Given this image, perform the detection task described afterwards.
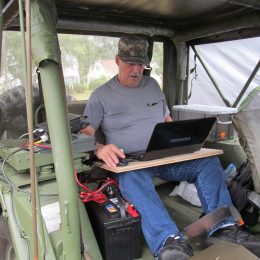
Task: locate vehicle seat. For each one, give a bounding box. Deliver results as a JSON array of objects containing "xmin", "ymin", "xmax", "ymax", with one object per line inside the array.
[{"xmin": 232, "ymin": 86, "xmax": 260, "ymax": 192}]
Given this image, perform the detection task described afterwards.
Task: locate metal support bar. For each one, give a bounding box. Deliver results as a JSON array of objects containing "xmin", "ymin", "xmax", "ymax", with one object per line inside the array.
[
  {"xmin": 183, "ymin": 47, "xmax": 190, "ymax": 104},
  {"xmin": 191, "ymin": 45, "xmax": 232, "ymax": 107},
  {"xmin": 233, "ymin": 59, "xmax": 260, "ymax": 108},
  {"xmin": 221, "ymin": 0, "xmax": 260, "ymax": 10},
  {"xmin": 38, "ymin": 61, "xmax": 81, "ymax": 259},
  {"xmin": 177, "ymin": 80, "xmax": 184, "ymax": 105},
  {"xmin": 25, "ymin": 0, "xmax": 39, "ymax": 259},
  {"xmin": 57, "ymin": 18, "xmax": 174, "ymax": 38},
  {"xmin": 18, "ymin": 0, "xmax": 27, "ymax": 87},
  {"xmin": 30, "ymin": 1, "xmax": 81, "ymax": 258},
  {"xmin": 163, "ymin": 39, "xmax": 177, "ymax": 109},
  {"xmin": 0, "ymin": 0, "xmax": 3, "ymax": 73}
]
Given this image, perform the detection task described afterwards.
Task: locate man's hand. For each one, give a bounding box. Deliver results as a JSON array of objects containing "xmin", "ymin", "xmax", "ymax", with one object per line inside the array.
[
  {"xmin": 81, "ymin": 125, "xmax": 125, "ymax": 167},
  {"xmin": 95, "ymin": 143, "xmax": 125, "ymax": 168}
]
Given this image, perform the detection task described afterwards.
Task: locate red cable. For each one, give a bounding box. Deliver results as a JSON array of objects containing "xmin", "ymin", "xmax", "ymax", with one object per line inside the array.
[
  {"xmin": 19, "ymin": 142, "xmax": 52, "ymax": 150},
  {"xmin": 74, "ymin": 170, "xmax": 119, "ymax": 203},
  {"xmin": 34, "ymin": 143, "xmax": 52, "ymax": 149}
]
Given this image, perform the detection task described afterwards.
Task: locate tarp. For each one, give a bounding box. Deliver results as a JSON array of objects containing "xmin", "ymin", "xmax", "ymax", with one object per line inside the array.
[
  {"xmin": 31, "ymin": 0, "xmax": 61, "ymax": 66},
  {"xmin": 188, "ymin": 38, "xmax": 260, "ymax": 191},
  {"xmin": 188, "ymin": 37, "xmax": 260, "ymax": 108}
]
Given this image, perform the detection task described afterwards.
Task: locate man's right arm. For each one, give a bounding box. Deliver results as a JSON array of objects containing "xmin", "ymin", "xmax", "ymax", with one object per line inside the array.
[{"xmin": 81, "ymin": 125, "xmax": 125, "ymax": 168}]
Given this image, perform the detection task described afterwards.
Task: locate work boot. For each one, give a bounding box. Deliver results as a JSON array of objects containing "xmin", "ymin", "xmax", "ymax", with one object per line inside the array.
[
  {"xmin": 158, "ymin": 237, "xmax": 193, "ymax": 260},
  {"xmin": 206, "ymin": 225, "xmax": 260, "ymax": 257}
]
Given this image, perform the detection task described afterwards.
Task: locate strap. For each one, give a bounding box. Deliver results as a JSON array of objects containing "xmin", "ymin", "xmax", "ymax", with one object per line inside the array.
[{"xmin": 114, "ymin": 187, "xmax": 126, "ymax": 219}]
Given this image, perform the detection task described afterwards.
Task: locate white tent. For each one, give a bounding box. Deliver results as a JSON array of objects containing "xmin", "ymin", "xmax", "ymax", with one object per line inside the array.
[
  {"xmin": 188, "ymin": 37, "xmax": 260, "ymax": 191},
  {"xmin": 188, "ymin": 37, "xmax": 260, "ymax": 107}
]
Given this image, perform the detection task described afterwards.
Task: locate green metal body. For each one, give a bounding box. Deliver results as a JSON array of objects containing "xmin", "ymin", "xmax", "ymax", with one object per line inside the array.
[
  {"xmin": 0, "ymin": 172, "xmax": 102, "ymax": 260},
  {"xmin": 31, "ymin": 0, "xmax": 80, "ymax": 258},
  {"xmin": 38, "ymin": 62, "xmax": 82, "ymax": 259},
  {"xmin": 0, "ymin": 0, "xmax": 259, "ymax": 259},
  {"xmin": 0, "ymin": 0, "xmax": 101, "ymax": 259}
]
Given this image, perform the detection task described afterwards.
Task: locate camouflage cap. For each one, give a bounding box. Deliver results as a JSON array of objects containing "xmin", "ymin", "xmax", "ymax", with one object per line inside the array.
[{"xmin": 118, "ymin": 35, "xmax": 150, "ymax": 65}]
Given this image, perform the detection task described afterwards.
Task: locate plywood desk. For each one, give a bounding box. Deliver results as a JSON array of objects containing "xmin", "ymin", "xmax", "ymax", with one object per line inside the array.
[{"xmin": 96, "ymin": 148, "xmax": 223, "ymax": 173}]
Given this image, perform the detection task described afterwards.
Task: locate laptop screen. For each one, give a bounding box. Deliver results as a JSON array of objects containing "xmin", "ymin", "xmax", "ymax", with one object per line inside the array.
[{"xmin": 146, "ymin": 117, "xmax": 216, "ymax": 152}]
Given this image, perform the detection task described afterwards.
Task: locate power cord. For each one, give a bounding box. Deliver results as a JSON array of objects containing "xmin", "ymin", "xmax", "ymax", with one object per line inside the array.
[{"xmin": 74, "ymin": 170, "xmax": 119, "ymax": 203}]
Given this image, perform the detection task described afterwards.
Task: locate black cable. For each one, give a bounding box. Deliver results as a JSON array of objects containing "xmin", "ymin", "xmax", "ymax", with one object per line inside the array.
[{"xmin": 187, "ymin": 53, "xmax": 198, "ymax": 100}]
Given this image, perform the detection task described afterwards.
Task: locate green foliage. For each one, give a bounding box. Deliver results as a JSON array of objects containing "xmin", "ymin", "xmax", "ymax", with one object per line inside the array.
[
  {"xmin": 1, "ymin": 32, "xmax": 119, "ymax": 94},
  {"xmin": 152, "ymin": 42, "xmax": 163, "ymax": 75},
  {"xmin": 1, "ymin": 32, "xmax": 163, "ymax": 96},
  {"xmin": 1, "ymin": 31, "xmax": 23, "ymax": 92},
  {"xmin": 88, "ymin": 76, "xmax": 110, "ymax": 91},
  {"xmin": 58, "ymin": 35, "xmax": 118, "ymax": 87},
  {"xmin": 67, "ymin": 83, "xmax": 86, "ymax": 94},
  {"xmin": 0, "ymin": 31, "xmax": 40, "ymax": 93},
  {"xmin": 65, "ymin": 75, "xmax": 109, "ymax": 94}
]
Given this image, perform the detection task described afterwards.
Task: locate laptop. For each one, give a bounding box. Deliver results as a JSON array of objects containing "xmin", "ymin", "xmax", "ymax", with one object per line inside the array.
[{"xmin": 127, "ymin": 117, "xmax": 216, "ymax": 161}]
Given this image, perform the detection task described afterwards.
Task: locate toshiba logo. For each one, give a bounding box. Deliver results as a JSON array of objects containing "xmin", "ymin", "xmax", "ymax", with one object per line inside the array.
[{"xmin": 170, "ymin": 137, "xmax": 191, "ymax": 143}]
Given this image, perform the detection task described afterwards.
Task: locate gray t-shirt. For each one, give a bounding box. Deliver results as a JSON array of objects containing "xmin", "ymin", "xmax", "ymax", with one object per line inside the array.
[{"xmin": 84, "ymin": 75, "xmax": 170, "ymax": 154}]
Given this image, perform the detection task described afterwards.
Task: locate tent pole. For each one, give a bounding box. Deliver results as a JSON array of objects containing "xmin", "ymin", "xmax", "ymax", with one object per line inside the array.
[
  {"xmin": 191, "ymin": 45, "xmax": 231, "ymax": 107},
  {"xmin": 233, "ymin": 59, "xmax": 260, "ymax": 108}
]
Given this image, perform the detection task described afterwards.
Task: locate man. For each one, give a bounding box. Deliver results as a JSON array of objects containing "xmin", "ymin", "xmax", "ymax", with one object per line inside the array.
[{"xmin": 82, "ymin": 35, "xmax": 260, "ymax": 259}]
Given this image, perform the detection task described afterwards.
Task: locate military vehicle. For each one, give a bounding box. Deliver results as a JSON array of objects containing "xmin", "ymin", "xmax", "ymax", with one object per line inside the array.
[{"xmin": 0, "ymin": 0, "xmax": 260, "ymax": 259}]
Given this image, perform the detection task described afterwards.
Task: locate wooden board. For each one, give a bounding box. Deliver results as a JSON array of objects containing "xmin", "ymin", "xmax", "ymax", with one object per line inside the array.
[{"xmin": 95, "ymin": 148, "xmax": 223, "ymax": 173}]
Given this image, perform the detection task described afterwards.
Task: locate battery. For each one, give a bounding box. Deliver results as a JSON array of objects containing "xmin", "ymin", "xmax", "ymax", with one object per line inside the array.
[{"xmin": 86, "ymin": 198, "xmax": 142, "ymax": 260}]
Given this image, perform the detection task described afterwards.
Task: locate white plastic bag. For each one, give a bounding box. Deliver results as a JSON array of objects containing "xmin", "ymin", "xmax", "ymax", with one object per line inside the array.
[{"xmin": 169, "ymin": 181, "xmax": 202, "ymax": 207}]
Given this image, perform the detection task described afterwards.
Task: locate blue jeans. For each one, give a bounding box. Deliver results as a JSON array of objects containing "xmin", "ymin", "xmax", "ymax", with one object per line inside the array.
[{"xmin": 115, "ymin": 156, "xmax": 234, "ymax": 255}]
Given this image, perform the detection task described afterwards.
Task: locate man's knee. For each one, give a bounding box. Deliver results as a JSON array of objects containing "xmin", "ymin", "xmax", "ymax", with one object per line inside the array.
[
  {"xmin": 202, "ymin": 155, "xmax": 220, "ymax": 165},
  {"xmin": 118, "ymin": 170, "xmax": 154, "ymax": 197},
  {"xmin": 198, "ymin": 156, "xmax": 222, "ymax": 171}
]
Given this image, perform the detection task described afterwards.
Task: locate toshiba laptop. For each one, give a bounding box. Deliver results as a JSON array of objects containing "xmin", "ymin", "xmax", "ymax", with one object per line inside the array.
[{"xmin": 127, "ymin": 117, "xmax": 216, "ymax": 161}]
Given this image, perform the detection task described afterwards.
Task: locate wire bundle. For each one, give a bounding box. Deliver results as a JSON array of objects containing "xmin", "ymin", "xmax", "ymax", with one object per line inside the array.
[
  {"xmin": 74, "ymin": 171, "xmax": 119, "ymax": 203},
  {"xmin": 19, "ymin": 130, "xmax": 51, "ymax": 151}
]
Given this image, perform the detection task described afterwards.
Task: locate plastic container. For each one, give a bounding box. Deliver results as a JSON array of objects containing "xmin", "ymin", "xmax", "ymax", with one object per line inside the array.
[
  {"xmin": 172, "ymin": 104, "xmax": 237, "ymax": 141},
  {"xmin": 224, "ymin": 163, "xmax": 237, "ymax": 183}
]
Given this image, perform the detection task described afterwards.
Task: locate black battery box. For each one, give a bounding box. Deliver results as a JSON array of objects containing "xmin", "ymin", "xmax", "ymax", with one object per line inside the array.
[{"xmin": 86, "ymin": 190, "xmax": 142, "ymax": 260}]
